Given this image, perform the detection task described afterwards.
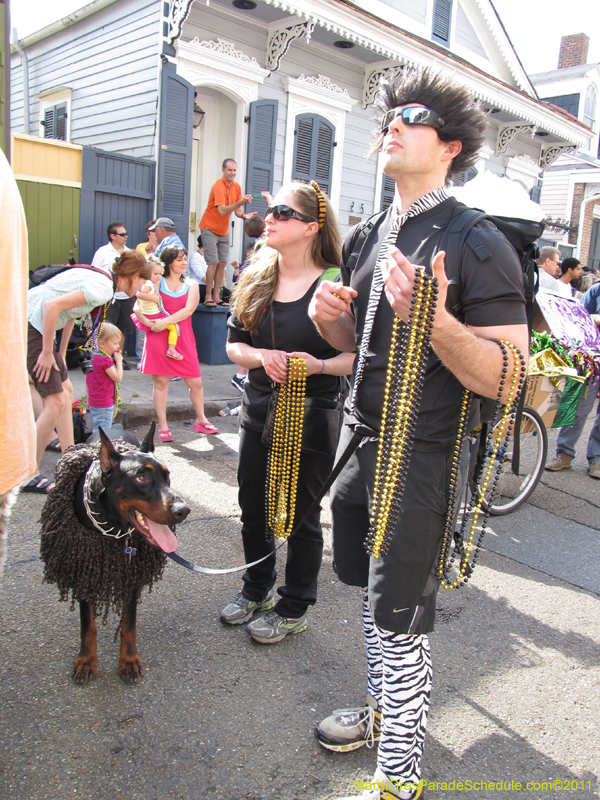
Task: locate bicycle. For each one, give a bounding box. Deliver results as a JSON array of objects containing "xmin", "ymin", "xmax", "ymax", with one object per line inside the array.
[{"xmin": 477, "ymin": 404, "xmax": 548, "ymax": 516}]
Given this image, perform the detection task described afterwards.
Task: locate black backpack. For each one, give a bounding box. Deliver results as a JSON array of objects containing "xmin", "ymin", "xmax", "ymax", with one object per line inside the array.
[
  {"xmin": 344, "ymin": 203, "xmax": 545, "ymax": 462},
  {"xmin": 344, "ymin": 203, "xmax": 544, "ymax": 329},
  {"xmin": 29, "ymin": 263, "xmax": 111, "ymax": 289}
]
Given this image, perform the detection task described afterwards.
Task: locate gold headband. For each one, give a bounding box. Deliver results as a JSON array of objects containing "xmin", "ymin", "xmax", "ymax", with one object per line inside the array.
[{"xmin": 310, "ymin": 181, "xmax": 326, "ymax": 231}]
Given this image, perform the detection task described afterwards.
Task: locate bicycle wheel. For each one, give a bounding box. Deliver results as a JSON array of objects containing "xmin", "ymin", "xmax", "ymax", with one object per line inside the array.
[{"xmin": 480, "ymin": 405, "xmax": 548, "ymax": 516}]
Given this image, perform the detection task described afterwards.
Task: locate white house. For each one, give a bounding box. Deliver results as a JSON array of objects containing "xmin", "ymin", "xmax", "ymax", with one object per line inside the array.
[
  {"xmin": 531, "ymin": 33, "xmax": 600, "ymax": 269},
  {"xmin": 11, "ymin": 0, "xmax": 590, "ymax": 265}
]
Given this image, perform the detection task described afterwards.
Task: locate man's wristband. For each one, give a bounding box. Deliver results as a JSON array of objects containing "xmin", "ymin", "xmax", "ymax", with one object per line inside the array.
[{"xmin": 318, "ymin": 359, "xmax": 325, "ymax": 374}]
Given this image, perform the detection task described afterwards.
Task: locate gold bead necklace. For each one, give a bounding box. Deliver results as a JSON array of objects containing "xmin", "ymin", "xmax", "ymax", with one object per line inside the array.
[
  {"xmin": 266, "ymin": 357, "xmax": 307, "ymax": 539},
  {"xmin": 365, "ymin": 267, "xmax": 439, "ymax": 558},
  {"xmin": 437, "ymin": 339, "xmax": 527, "ymax": 589}
]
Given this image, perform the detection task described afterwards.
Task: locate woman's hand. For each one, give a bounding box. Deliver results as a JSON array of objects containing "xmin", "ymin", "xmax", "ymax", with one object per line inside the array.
[
  {"xmin": 259, "ymin": 349, "xmax": 288, "ymax": 384},
  {"xmin": 287, "ymin": 351, "xmax": 324, "ymax": 377},
  {"xmin": 150, "ymin": 318, "xmax": 168, "ymax": 332},
  {"xmin": 33, "ymin": 350, "xmax": 59, "ymax": 383}
]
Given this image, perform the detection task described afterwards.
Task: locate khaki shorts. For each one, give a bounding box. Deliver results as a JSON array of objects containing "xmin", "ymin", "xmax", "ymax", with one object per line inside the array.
[
  {"xmin": 27, "ymin": 323, "xmax": 69, "ymax": 398},
  {"xmin": 201, "ymin": 228, "xmax": 230, "ymax": 264}
]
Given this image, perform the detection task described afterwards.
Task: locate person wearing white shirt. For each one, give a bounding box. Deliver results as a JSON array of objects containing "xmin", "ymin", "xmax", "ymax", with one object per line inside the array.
[
  {"xmin": 92, "ymin": 222, "xmax": 133, "ymax": 368},
  {"xmin": 536, "ymin": 246, "xmax": 569, "ymax": 295}
]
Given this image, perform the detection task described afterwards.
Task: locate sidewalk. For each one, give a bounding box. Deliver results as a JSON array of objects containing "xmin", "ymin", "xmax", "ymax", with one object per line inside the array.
[{"xmin": 69, "ymin": 356, "xmax": 241, "ymax": 428}]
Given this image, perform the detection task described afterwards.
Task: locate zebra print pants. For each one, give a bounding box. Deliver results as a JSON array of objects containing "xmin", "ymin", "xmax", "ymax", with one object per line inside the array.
[{"xmin": 363, "ymin": 593, "xmax": 432, "ymax": 786}]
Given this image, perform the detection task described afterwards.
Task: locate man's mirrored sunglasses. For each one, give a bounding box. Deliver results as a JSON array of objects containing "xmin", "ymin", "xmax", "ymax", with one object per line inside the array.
[
  {"xmin": 381, "ymin": 105, "xmax": 446, "ymax": 134},
  {"xmin": 266, "ymin": 204, "xmax": 315, "ymax": 223}
]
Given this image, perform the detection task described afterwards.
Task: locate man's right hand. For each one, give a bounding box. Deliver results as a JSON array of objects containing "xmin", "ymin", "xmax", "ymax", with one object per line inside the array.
[
  {"xmin": 242, "ymin": 194, "xmax": 253, "ymax": 204},
  {"xmin": 309, "ymin": 281, "xmax": 357, "ymax": 324},
  {"xmin": 33, "ymin": 350, "xmax": 59, "ymax": 383}
]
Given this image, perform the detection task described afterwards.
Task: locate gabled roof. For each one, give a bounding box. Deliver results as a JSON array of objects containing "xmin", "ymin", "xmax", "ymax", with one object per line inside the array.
[{"xmin": 530, "ymin": 63, "xmax": 600, "ymax": 84}]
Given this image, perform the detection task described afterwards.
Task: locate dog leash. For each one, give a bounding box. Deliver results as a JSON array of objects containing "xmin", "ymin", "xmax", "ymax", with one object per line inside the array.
[{"xmin": 167, "ymin": 431, "xmax": 363, "ymax": 575}]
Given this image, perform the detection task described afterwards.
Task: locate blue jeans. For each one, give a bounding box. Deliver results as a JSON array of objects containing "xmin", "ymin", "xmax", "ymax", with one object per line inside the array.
[
  {"xmin": 556, "ymin": 378, "xmax": 600, "ymax": 463},
  {"xmin": 90, "ymin": 405, "xmax": 115, "ymax": 434}
]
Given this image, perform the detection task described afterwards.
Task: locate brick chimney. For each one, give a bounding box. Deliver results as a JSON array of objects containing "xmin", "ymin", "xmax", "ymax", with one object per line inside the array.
[{"xmin": 558, "ymin": 33, "xmax": 590, "ymax": 69}]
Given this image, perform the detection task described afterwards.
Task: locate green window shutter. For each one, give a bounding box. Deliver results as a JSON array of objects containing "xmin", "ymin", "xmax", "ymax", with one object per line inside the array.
[
  {"xmin": 292, "ymin": 113, "xmax": 335, "ymax": 197},
  {"xmin": 43, "ymin": 106, "xmax": 55, "ymax": 139},
  {"xmin": 432, "ymin": 0, "xmax": 452, "ymax": 46},
  {"xmin": 381, "ymin": 174, "xmax": 396, "ymax": 210},
  {"xmin": 157, "ymin": 62, "xmax": 194, "ymax": 240},
  {"xmin": 55, "ymin": 103, "xmax": 68, "ymax": 141},
  {"xmin": 245, "ymin": 99, "xmax": 279, "ymax": 217}
]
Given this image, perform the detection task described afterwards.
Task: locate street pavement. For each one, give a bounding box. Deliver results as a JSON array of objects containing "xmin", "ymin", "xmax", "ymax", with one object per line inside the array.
[{"xmin": 1, "ymin": 360, "xmax": 599, "ymax": 800}]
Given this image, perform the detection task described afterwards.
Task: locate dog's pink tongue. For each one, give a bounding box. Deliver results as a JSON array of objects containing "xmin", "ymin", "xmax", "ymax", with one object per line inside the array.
[{"xmin": 145, "ymin": 518, "xmax": 178, "ymax": 552}]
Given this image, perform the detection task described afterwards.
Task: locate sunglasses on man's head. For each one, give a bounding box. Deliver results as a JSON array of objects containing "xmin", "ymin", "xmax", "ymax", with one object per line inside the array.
[
  {"xmin": 265, "ymin": 205, "xmax": 315, "ymax": 223},
  {"xmin": 381, "ymin": 105, "xmax": 446, "ymax": 134}
]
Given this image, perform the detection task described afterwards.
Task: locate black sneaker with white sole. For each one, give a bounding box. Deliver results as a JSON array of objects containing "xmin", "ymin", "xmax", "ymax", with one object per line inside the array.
[{"xmin": 231, "ymin": 374, "xmax": 246, "ymax": 393}]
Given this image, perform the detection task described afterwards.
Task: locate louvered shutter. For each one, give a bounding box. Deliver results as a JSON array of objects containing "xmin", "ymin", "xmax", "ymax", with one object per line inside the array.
[
  {"xmin": 157, "ymin": 62, "xmax": 194, "ymax": 239},
  {"xmin": 292, "ymin": 114, "xmax": 335, "ymax": 197},
  {"xmin": 55, "ymin": 104, "xmax": 67, "ymax": 141},
  {"xmin": 452, "ymin": 166, "xmax": 478, "ymax": 187},
  {"xmin": 381, "ymin": 174, "xmax": 396, "ymax": 210},
  {"xmin": 43, "ymin": 107, "xmax": 55, "ymax": 139},
  {"xmin": 245, "ymin": 99, "xmax": 279, "ymax": 218},
  {"xmin": 432, "ymin": 0, "xmax": 452, "ymax": 46}
]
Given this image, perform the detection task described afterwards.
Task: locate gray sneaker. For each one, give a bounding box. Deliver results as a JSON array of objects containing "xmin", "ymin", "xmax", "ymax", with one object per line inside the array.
[
  {"xmin": 545, "ymin": 452, "xmax": 573, "ymax": 471},
  {"xmin": 315, "ymin": 695, "xmax": 381, "ymax": 752},
  {"xmin": 220, "ymin": 590, "xmax": 275, "ymax": 626},
  {"xmin": 589, "ymin": 462, "xmax": 600, "ymax": 479},
  {"xmin": 245, "ymin": 609, "xmax": 307, "ymax": 644}
]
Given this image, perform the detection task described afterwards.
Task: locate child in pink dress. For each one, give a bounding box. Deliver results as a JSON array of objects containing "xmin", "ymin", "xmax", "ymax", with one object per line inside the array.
[
  {"xmin": 134, "ymin": 260, "xmax": 183, "ymax": 360},
  {"xmin": 85, "ymin": 323, "xmax": 123, "ymax": 433}
]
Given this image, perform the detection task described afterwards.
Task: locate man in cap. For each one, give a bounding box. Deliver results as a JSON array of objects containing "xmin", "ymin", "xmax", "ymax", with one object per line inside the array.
[{"xmin": 152, "ymin": 218, "xmax": 185, "ymax": 260}]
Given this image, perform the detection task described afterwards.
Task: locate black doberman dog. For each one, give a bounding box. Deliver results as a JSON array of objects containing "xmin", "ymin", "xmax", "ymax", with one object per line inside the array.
[{"xmin": 40, "ymin": 423, "xmax": 190, "ymax": 684}]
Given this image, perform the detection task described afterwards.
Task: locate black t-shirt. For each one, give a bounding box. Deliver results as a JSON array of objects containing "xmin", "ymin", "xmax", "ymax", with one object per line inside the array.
[
  {"xmin": 227, "ymin": 276, "xmax": 340, "ymax": 433},
  {"xmin": 342, "ymin": 198, "xmax": 527, "ymax": 451}
]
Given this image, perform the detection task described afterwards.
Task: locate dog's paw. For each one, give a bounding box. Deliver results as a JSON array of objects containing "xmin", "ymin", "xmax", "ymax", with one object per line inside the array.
[
  {"xmin": 72, "ymin": 656, "xmax": 98, "ymax": 684},
  {"xmin": 118, "ymin": 655, "xmax": 144, "ymax": 684}
]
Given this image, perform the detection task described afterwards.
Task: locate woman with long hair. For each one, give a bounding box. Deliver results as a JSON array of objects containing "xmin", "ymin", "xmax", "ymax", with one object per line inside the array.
[
  {"xmin": 222, "ymin": 181, "xmax": 354, "ymax": 644},
  {"xmin": 24, "ymin": 250, "xmax": 152, "ymax": 493},
  {"xmin": 138, "ymin": 244, "xmax": 217, "ymax": 441}
]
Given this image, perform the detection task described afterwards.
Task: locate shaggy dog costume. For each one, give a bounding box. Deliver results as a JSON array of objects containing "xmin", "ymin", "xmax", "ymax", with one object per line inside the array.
[{"xmin": 40, "ymin": 440, "xmax": 167, "ymax": 622}]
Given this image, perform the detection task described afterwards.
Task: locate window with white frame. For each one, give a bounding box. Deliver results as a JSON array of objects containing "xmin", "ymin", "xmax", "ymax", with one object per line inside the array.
[
  {"xmin": 39, "ymin": 88, "xmax": 72, "ymax": 141},
  {"xmin": 584, "ymin": 84, "xmax": 596, "ymax": 128}
]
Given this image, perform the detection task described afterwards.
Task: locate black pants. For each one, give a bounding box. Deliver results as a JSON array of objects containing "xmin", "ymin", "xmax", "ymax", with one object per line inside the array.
[
  {"xmin": 330, "ymin": 424, "xmax": 453, "ymax": 635},
  {"xmin": 237, "ymin": 427, "xmax": 334, "ymax": 618}
]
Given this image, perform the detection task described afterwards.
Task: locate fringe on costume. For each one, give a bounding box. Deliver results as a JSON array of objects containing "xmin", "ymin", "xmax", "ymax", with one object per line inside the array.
[{"xmin": 40, "ymin": 441, "xmax": 167, "ymax": 622}]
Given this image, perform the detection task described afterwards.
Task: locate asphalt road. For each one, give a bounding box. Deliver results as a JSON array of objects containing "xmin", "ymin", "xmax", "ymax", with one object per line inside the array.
[{"xmin": 1, "ymin": 417, "xmax": 599, "ymax": 800}]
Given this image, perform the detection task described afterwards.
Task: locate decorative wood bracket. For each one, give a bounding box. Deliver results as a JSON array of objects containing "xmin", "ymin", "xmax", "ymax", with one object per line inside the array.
[
  {"xmin": 266, "ymin": 19, "xmax": 315, "ymax": 72},
  {"xmin": 363, "ymin": 62, "xmax": 405, "ymax": 109},
  {"xmin": 495, "ymin": 122, "xmax": 536, "ymax": 155},
  {"xmin": 540, "ymin": 142, "xmax": 577, "ymax": 169},
  {"xmin": 167, "ymin": 0, "xmax": 195, "ymax": 44}
]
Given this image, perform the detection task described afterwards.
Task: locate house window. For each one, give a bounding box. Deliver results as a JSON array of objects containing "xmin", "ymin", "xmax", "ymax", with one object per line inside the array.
[
  {"xmin": 42, "ymin": 103, "xmax": 68, "ymax": 141},
  {"xmin": 291, "ymin": 114, "xmax": 335, "ymax": 198},
  {"xmin": 584, "ymin": 85, "xmax": 597, "ymax": 128},
  {"xmin": 432, "ymin": 0, "xmax": 452, "ymax": 46},
  {"xmin": 38, "ymin": 88, "xmax": 72, "ymax": 141},
  {"xmin": 451, "ymin": 166, "xmax": 478, "ymax": 187}
]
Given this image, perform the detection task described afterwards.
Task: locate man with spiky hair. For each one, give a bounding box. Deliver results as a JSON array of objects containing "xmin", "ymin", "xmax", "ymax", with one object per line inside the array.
[{"xmin": 309, "ymin": 69, "xmax": 529, "ymax": 799}]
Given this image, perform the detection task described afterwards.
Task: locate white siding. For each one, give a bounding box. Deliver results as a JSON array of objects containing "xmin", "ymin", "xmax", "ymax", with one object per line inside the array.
[
  {"xmin": 10, "ymin": 0, "xmax": 160, "ymax": 158},
  {"xmin": 455, "ymin": 2, "xmax": 487, "ymax": 59},
  {"xmin": 183, "ymin": 7, "xmax": 379, "ymax": 236},
  {"xmin": 540, "ymin": 170, "xmax": 571, "ymax": 220}
]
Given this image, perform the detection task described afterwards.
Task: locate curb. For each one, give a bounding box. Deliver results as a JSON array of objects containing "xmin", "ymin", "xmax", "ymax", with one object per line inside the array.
[{"xmin": 115, "ymin": 399, "xmax": 236, "ymax": 429}]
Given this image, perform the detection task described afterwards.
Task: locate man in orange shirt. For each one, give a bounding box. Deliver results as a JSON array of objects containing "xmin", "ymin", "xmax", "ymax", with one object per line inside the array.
[{"xmin": 199, "ymin": 159, "xmax": 255, "ymax": 307}]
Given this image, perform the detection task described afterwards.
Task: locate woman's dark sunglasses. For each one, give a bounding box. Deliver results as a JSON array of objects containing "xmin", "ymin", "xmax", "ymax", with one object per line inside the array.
[
  {"xmin": 265, "ymin": 204, "xmax": 315, "ymax": 223},
  {"xmin": 381, "ymin": 105, "xmax": 446, "ymax": 134}
]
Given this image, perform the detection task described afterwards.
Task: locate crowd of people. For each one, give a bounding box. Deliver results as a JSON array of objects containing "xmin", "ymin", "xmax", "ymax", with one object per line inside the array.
[{"xmin": 5, "ymin": 66, "xmax": 600, "ymax": 800}]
